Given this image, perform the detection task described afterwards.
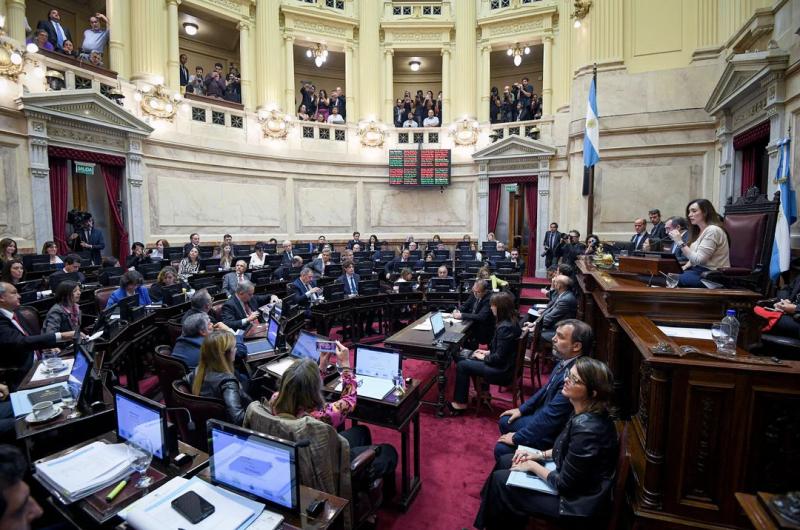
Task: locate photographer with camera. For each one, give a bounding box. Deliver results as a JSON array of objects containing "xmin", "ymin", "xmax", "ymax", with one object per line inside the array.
[
  {"xmin": 501, "ymin": 85, "xmax": 516, "ymax": 122},
  {"xmin": 68, "ymin": 211, "xmax": 104, "ymax": 265},
  {"xmin": 558, "ymin": 230, "xmax": 586, "ymax": 268}
]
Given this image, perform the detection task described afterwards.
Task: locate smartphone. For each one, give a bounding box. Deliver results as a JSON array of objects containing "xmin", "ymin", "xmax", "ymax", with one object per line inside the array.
[
  {"xmin": 171, "ymin": 491, "xmax": 215, "ymax": 524},
  {"xmin": 316, "ymin": 340, "xmax": 337, "ymax": 355}
]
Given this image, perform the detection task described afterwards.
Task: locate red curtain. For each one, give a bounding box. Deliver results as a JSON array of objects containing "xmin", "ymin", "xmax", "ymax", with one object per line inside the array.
[
  {"xmin": 101, "ymin": 164, "xmax": 128, "ymax": 257},
  {"xmin": 740, "ymin": 146, "xmax": 758, "ymax": 195},
  {"xmin": 488, "ymin": 183, "xmax": 501, "ymax": 234},
  {"xmin": 49, "ymin": 158, "xmax": 69, "ymax": 254},
  {"xmin": 48, "ymin": 146, "xmax": 126, "ymax": 166},
  {"xmin": 524, "ymin": 183, "xmax": 538, "ymax": 277}
]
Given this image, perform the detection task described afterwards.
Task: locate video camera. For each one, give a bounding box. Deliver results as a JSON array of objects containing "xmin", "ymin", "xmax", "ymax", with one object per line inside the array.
[{"xmin": 67, "ymin": 209, "xmax": 92, "ymax": 231}]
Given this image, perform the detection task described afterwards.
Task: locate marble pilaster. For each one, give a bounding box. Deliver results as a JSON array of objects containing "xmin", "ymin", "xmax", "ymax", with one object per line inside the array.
[
  {"xmin": 441, "ymin": 47, "xmax": 451, "ymax": 124},
  {"xmin": 238, "ymin": 21, "xmax": 253, "ymax": 109},
  {"xmin": 6, "ymin": 0, "xmax": 25, "ymax": 45},
  {"xmin": 542, "ymin": 36, "xmax": 553, "ymax": 115},
  {"xmin": 384, "ymin": 48, "xmax": 394, "ymax": 124},
  {"xmin": 166, "ymin": 0, "xmax": 181, "ymax": 92},
  {"xmin": 454, "ymin": 0, "xmax": 477, "ymax": 118},
  {"xmin": 27, "ymin": 119, "xmax": 52, "ymax": 249},
  {"xmin": 535, "ymin": 172, "xmax": 551, "ymax": 277},
  {"xmin": 283, "ymin": 35, "xmax": 295, "ymax": 113}
]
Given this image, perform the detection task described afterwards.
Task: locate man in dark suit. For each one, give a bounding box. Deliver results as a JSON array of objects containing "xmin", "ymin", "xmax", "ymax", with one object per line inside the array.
[
  {"xmin": 630, "ymin": 218, "xmax": 649, "ymax": 251},
  {"xmin": 37, "ymin": 9, "xmax": 72, "ymax": 51},
  {"xmin": 290, "ymin": 268, "xmax": 321, "ymax": 314},
  {"xmin": 48, "ymin": 254, "xmax": 86, "ymax": 290},
  {"xmin": 338, "ymin": 261, "xmax": 360, "ymax": 296},
  {"xmin": 222, "ymin": 260, "xmax": 250, "ymax": 297},
  {"xmin": 221, "ymin": 280, "xmax": 267, "ymax": 331},
  {"xmin": 309, "ymin": 248, "xmax": 333, "ymax": 279},
  {"xmin": 280, "ymin": 240, "xmax": 295, "ymax": 268},
  {"xmin": 346, "ymin": 232, "xmax": 362, "ymax": 250},
  {"xmin": 68, "ymin": 216, "xmax": 105, "ymax": 265},
  {"xmin": 330, "ymin": 90, "xmax": 346, "ymax": 120},
  {"xmin": 0, "ymin": 282, "xmax": 75, "ymax": 388},
  {"xmin": 654, "ymin": 216, "xmax": 689, "ymax": 263},
  {"xmin": 384, "ymin": 249, "xmax": 412, "ymax": 280},
  {"xmin": 648, "ymin": 208, "xmax": 666, "ymax": 243},
  {"xmin": 453, "ymin": 280, "xmax": 495, "ymax": 346},
  {"xmin": 541, "ymin": 222, "xmax": 562, "ymax": 268},
  {"xmin": 179, "ymin": 53, "xmax": 190, "ymax": 88},
  {"xmin": 494, "ymin": 319, "xmax": 591, "ymax": 463},
  {"xmin": 182, "ymin": 233, "xmax": 200, "ymax": 258},
  {"xmin": 535, "ymin": 275, "xmax": 577, "ymax": 342}
]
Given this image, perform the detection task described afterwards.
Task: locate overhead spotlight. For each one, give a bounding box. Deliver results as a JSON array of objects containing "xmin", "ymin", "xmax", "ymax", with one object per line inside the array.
[
  {"xmin": 183, "ymin": 22, "xmax": 198, "ymax": 36},
  {"xmin": 409, "ymin": 59, "xmax": 421, "ymax": 72},
  {"xmin": 25, "ymin": 42, "xmax": 38, "ymax": 54}
]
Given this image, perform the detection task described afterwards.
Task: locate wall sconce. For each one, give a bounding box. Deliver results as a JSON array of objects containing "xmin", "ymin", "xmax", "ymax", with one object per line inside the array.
[
  {"xmin": 357, "ymin": 119, "xmax": 386, "ymax": 147},
  {"xmin": 258, "ymin": 108, "xmax": 292, "ymax": 138},
  {"xmin": 0, "ymin": 16, "xmax": 38, "ymax": 81},
  {"xmin": 449, "ymin": 117, "xmax": 480, "ymax": 146},
  {"xmin": 134, "ymin": 83, "xmax": 182, "ymax": 120},
  {"xmin": 183, "ymin": 22, "xmax": 199, "ymax": 36},
  {"xmin": 506, "ymin": 44, "xmax": 530, "ymax": 67},
  {"xmin": 572, "ymin": 0, "xmax": 592, "ymax": 28},
  {"xmin": 306, "ymin": 44, "xmax": 328, "ymax": 68}
]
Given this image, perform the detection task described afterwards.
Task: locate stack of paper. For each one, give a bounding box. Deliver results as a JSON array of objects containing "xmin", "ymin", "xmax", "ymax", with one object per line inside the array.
[
  {"xmin": 35, "ymin": 441, "xmax": 132, "ymax": 503},
  {"xmin": 125, "ymin": 476, "xmax": 268, "ymax": 530},
  {"xmin": 506, "ymin": 461, "xmax": 558, "ymax": 494}
]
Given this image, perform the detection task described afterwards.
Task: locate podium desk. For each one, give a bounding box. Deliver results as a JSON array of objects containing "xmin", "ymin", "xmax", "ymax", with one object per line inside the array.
[{"xmin": 618, "ymin": 315, "xmax": 800, "ymax": 530}]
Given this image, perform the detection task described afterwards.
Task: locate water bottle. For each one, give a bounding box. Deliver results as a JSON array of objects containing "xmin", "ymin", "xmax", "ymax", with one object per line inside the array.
[{"xmin": 721, "ymin": 309, "xmax": 739, "ymax": 355}]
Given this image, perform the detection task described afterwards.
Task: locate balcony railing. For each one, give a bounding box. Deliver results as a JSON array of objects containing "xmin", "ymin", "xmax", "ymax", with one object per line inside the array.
[
  {"xmin": 480, "ymin": 0, "xmax": 543, "ymax": 16},
  {"xmin": 185, "ymin": 93, "xmax": 245, "ymax": 130},
  {"xmin": 291, "ymin": 0, "xmax": 351, "ymax": 16},
  {"xmin": 385, "ymin": 1, "xmax": 450, "ymax": 19}
]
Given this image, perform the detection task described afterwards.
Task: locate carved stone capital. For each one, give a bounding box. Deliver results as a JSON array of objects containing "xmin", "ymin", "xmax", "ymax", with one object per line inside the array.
[
  {"xmin": 166, "ymin": 0, "xmax": 181, "ymax": 6},
  {"xmin": 30, "ymin": 138, "xmax": 48, "ymax": 147},
  {"xmin": 237, "ymin": 20, "xmax": 250, "ymax": 32}
]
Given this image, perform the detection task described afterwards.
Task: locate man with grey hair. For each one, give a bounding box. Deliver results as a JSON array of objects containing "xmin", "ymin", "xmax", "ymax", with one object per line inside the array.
[
  {"xmin": 222, "ymin": 260, "xmax": 250, "ymax": 296},
  {"xmin": 221, "ymin": 280, "xmax": 268, "ymax": 330},
  {"xmin": 453, "ymin": 279, "xmax": 495, "ymax": 346},
  {"xmin": 290, "ymin": 267, "xmax": 321, "ymax": 315},
  {"xmin": 172, "ymin": 313, "xmax": 211, "ymax": 368},
  {"xmin": 181, "ymin": 288, "xmax": 216, "ymax": 325},
  {"xmin": 280, "ymin": 240, "xmax": 295, "ymax": 268}
]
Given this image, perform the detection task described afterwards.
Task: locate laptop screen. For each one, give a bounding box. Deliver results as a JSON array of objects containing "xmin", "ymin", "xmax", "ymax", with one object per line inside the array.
[
  {"xmin": 291, "ymin": 330, "xmax": 319, "ymax": 361},
  {"xmin": 355, "ymin": 346, "xmax": 400, "ymax": 380},
  {"xmin": 430, "ymin": 311, "xmax": 445, "ymax": 337},
  {"xmin": 67, "ymin": 351, "xmax": 89, "ymax": 399},
  {"xmin": 209, "ymin": 423, "xmax": 299, "ymax": 511},
  {"xmin": 115, "ymin": 388, "xmax": 167, "ymax": 459},
  {"xmin": 267, "ymin": 316, "xmax": 279, "ymax": 346}
]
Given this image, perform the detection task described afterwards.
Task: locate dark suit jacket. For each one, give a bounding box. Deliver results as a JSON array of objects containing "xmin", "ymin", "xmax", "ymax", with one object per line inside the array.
[
  {"xmin": 459, "ymin": 294, "xmax": 495, "ymax": 345},
  {"xmin": 125, "ymin": 254, "xmax": 151, "ymax": 269},
  {"xmin": 483, "ymin": 320, "xmax": 522, "ymax": 374},
  {"xmin": 0, "ymin": 313, "xmax": 58, "ymax": 388},
  {"xmin": 222, "ymin": 271, "xmax": 251, "ymax": 297},
  {"xmin": 338, "ymin": 273, "xmax": 361, "ymax": 295},
  {"xmin": 384, "ymin": 258, "xmax": 412, "ymax": 276},
  {"xmin": 543, "ymin": 230, "xmax": 562, "ymax": 254},
  {"xmin": 345, "ymin": 239, "xmax": 363, "ymax": 250},
  {"xmin": 309, "ymin": 258, "xmax": 330, "ymax": 277},
  {"xmin": 69, "ymin": 228, "xmax": 105, "ymax": 265},
  {"xmin": 182, "ymin": 242, "xmax": 199, "ymax": 258},
  {"xmin": 649, "ymin": 222, "xmax": 667, "ymax": 242},
  {"xmin": 280, "ymin": 251, "xmax": 296, "ymax": 268},
  {"xmin": 513, "ymin": 356, "xmax": 581, "ymax": 449},
  {"xmin": 630, "ymin": 232, "xmax": 650, "ymax": 251},
  {"xmin": 179, "ymin": 64, "xmax": 190, "ymax": 86},
  {"xmin": 331, "ymin": 97, "xmax": 346, "ymax": 119},
  {"xmin": 540, "ymin": 290, "xmax": 577, "ymax": 331},
  {"xmin": 221, "ymin": 295, "xmax": 265, "ymax": 330},
  {"xmin": 289, "ymin": 278, "xmax": 318, "ymax": 309},
  {"xmin": 665, "ymin": 231, "xmax": 689, "ymax": 262},
  {"xmin": 37, "ymin": 19, "xmax": 72, "ymax": 51}
]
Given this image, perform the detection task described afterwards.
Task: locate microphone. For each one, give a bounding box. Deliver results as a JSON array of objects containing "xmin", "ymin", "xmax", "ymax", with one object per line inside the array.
[{"xmin": 165, "ymin": 407, "xmax": 195, "ymax": 431}]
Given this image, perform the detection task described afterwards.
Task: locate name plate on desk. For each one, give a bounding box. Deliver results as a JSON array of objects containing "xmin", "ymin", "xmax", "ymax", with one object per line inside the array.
[{"xmin": 618, "ymin": 255, "xmax": 682, "ymax": 275}]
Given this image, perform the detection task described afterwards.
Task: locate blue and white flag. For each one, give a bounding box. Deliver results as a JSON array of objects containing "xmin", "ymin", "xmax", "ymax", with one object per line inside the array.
[
  {"xmin": 583, "ymin": 77, "xmax": 600, "ymax": 167},
  {"xmin": 770, "ymin": 137, "xmax": 797, "ymax": 280}
]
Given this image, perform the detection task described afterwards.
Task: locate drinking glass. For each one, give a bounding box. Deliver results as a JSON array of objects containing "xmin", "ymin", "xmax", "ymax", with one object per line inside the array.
[
  {"xmin": 711, "ymin": 323, "xmax": 732, "ymax": 354},
  {"xmin": 392, "ymin": 372, "xmax": 406, "ymax": 397},
  {"xmin": 59, "ymin": 387, "xmax": 77, "ymax": 418},
  {"xmin": 665, "ymin": 273, "xmax": 680, "ymax": 289},
  {"xmin": 126, "ymin": 436, "xmax": 154, "ymax": 488}
]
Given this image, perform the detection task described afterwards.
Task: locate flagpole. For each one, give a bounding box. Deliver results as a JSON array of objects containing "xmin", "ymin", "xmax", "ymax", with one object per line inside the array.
[{"xmin": 586, "ymin": 64, "xmax": 597, "ymax": 237}]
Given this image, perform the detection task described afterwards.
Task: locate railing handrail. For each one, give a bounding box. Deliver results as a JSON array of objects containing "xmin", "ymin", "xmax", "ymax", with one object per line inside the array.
[
  {"xmin": 184, "ymin": 93, "xmax": 244, "ymax": 112},
  {"xmin": 36, "ymin": 48, "xmax": 118, "ymax": 81}
]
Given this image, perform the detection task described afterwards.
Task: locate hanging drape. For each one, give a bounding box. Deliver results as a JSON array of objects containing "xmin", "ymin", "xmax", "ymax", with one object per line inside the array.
[
  {"xmin": 740, "ymin": 146, "xmax": 758, "ymax": 195},
  {"xmin": 733, "ymin": 121, "xmax": 770, "ymax": 195},
  {"xmin": 48, "ymin": 158, "xmax": 69, "ymax": 254},
  {"xmin": 524, "ymin": 183, "xmax": 538, "ymax": 277},
  {"xmin": 488, "ymin": 183, "xmax": 501, "ymax": 235},
  {"xmin": 100, "ymin": 164, "xmax": 128, "ymax": 257}
]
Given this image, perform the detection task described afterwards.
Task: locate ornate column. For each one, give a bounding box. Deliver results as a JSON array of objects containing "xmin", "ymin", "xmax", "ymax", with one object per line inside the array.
[
  {"xmin": 344, "ymin": 44, "xmax": 354, "ymax": 122},
  {"xmin": 696, "ymin": 0, "xmax": 718, "ymax": 48},
  {"xmin": 166, "ymin": 0, "xmax": 181, "ymax": 91},
  {"xmin": 255, "ymin": 0, "xmax": 282, "ymax": 110},
  {"xmin": 441, "ymin": 47, "xmax": 451, "ymax": 123},
  {"xmin": 107, "ymin": 0, "xmax": 130, "ymax": 78},
  {"xmin": 453, "ymin": 0, "xmax": 477, "ymax": 118},
  {"xmin": 478, "ymin": 165, "xmax": 489, "ymax": 242},
  {"xmin": 238, "ymin": 21, "xmax": 253, "ymax": 109},
  {"xmin": 130, "ymin": 0, "xmax": 167, "ymax": 83},
  {"xmin": 715, "ymin": 115, "xmax": 735, "ymax": 204},
  {"xmin": 478, "ymin": 45, "xmax": 491, "ymax": 122},
  {"xmin": 542, "ymin": 35, "xmax": 553, "ymax": 115},
  {"xmin": 358, "ymin": 0, "xmax": 381, "ymax": 120},
  {"xmin": 125, "ymin": 138, "xmax": 146, "ymax": 244},
  {"xmin": 535, "ymin": 170, "xmax": 550, "ymax": 277},
  {"xmin": 6, "ymin": 0, "xmax": 25, "ymax": 44},
  {"xmin": 283, "ymin": 34, "xmax": 295, "ymax": 114},
  {"xmin": 764, "ymin": 72, "xmax": 787, "ymax": 196},
  {"xmin": 27, "ymin": 118, "xmax": 52, "ymax": 249},
  {"xmin": 384, "ymin": 48, "xmax": 394, "ymax": 124}
]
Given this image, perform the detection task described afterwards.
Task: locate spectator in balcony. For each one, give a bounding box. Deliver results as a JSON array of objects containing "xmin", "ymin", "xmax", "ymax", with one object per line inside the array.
[
  {"xmin": 315, "ymin": 113, "xmax": 326, "ymax": 123},
  {"xmin": 414, "ymin": 90, "xmax": 427, "ymax": 125},
  {"xmin": 330, "ymin": 89, "xmax": 346, "ymax": 120},
  {"xmin": 403, "ymin": 112, "xmax": 419, "ymax": 128},
  {"xmin": 27, "ymin": 29, "xmax": 53, "ymax": 52},
  {"xmin": 300, "ymin": 82, "xmax": 317, "ymax": 115},
  {"xmin": 501, "ymin": 85, "xmax": 516, "ymax": 122},
  {"xmin": 179, "ymin": 53, "xmax": 189, "ymax": 88},
  {"xmin": 316, "ymin": 89, "xmax": 330, "ymax": 121},
  {"xmin": 518, "ymin": 77, "xmax": 533, "ymax": 109},
  {"xmin": 530, "ymin": 94, "xmax": 542, "ymax": 119},
  {"xmin": 79, "ymin": 13, "xmax": 109, "ymax": 60},
  {"xmin": 394, "ymin": 99, "xmax": 406, "ymax": 127},
  {"xmin": 37, "ymin": 9, "xmax": 71, "ymax": 52},
  {"xmin": 224, "ymin": 72, "xmax": 241, "ymax": 103},
  {"xmin": 60, "ymin": 39, "xmax": 77, "ymax": 58},
  {"xmin": 188, "ymin": 66, "xmax": 205, "ymax": 95},
  {"xmin": 423, "ymin": 109, "xmax": 440, "ymax": 127},
  {"xmin": 327, "ymin": 106, "xmax": 344, "ymax": 125},
  {"xmin": 490, "ymin": 87, "xmax": 502, "ymax": 124},
  {"xmin": 205, "ymin": 63, "xmax": 227, "ymax": 98},
  {"xmin": 514, "ymin": 102, "xmax": 531, "ymax": 122},
  {"xmin": 435, "ymin": 91, "xmax": 444, "ymax": 119},
  {"xmin": 297, "ymin": 104, "xmax": 310, "ymax": 121},
  {"xmin": 88, "ymin": 51, "xmax": 104, "ymax": 68}
]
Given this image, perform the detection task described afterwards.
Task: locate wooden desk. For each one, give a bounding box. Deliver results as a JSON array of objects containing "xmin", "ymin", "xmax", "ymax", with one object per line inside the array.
[
  {"xmin": 384, "ymin": 312, "xmax": 471, "ymax": 417},
  {"xmin": 35, "ymin": 432, "xmax": 208, "ymax": 528},
  {"xmin": 325, "ymin": 377, "xmax": 422, "ymax": 510},
  {"xmin": 618, "ymin": 315, "xmax": 800, "ymax": 529},
  {"xmin": 735, "ymin": 492, "xmax": 800, "ymax": 530}
]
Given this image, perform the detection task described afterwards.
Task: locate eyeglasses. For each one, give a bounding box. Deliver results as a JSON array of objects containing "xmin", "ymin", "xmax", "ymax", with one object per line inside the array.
[{"xmin": 564, "ymin": 372, "xmax": 584, "ymax": 386}]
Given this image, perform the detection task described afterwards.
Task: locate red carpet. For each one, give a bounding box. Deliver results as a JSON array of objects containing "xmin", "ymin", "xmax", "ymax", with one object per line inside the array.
[{"xmin": 350, "ymin": 356, "xmax": 549, "ymax": 529}]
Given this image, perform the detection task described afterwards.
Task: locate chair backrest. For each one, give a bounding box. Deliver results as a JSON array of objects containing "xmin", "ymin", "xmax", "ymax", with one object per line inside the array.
[
  {"xmin": 210, "ymin": 300, "xmax": 225, "ymax": 322},
  {"xmin": 94, "ymin": 286, "xmax": 117, "ymax": 312},
  {"xmin": 607, "ymin": 422, "xmax": 631, "ymax": 530},
  {"xmin": 171, "ymin": 380, "xmax": 227, "ymax": 452},
  {"xmin": 515, "ymin": 329, "xmax": 529, "ymax": 379},
  {"xmin": 166, "ymin": 318, "xmax": 183, "ymax": 346},
  {"xmin": 16, "ymin": 306, "xmax": 41, "ymax": 335},
  {"xmin": 153, "ymin": 347, "xmax": 187, "ymax": 409}
]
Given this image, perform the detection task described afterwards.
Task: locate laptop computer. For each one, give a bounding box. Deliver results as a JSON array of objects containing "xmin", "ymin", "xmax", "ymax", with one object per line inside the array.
[
  {"xmin": 208, "ymin": 419, "xmax": 299, "ymax": 517},
  {"xmin": 244, "ymin": 316, "xmax": 281, "ymax": 358},
  {"xmin": 11, "ymin": 349, "xmax": 91, "ymax": 417},
  {"xmin": 336, "ymin": 344, "xmax": 401, "ymax": 401},
  {"xmin": 263, "ymin": 330, "xmax": 321, "ymax": 377},
  {"xmin": 430, "ymin": 311, "xmax": 463, "ymax": 343}
]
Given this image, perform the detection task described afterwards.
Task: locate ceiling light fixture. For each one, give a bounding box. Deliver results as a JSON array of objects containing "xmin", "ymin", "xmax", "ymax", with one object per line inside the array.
[
  {"xmin": 183, "ymin": 22, "xmax": 198, "ymax": 36},
  {"xmin": 307, "ymin": 44, "xmax": 328, "ymax": 68},
  {"xmin": 409, "ymin": 59, "xmax": 421, "ymax": 72},
  {"xmin": 507, "ymin": 44, "xmax": 530, "ymax": 67}
]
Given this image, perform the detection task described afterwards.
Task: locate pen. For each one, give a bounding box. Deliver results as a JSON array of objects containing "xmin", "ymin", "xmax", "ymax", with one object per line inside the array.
[{"xmin": 105, "ymin": 479, "xmax": 127, "ymax": 502}]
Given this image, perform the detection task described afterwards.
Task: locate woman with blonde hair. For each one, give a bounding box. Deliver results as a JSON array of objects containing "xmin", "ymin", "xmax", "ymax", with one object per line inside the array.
[
  {"xmin": 182, "ymin": 330, "xmax": 251, "ymax": 425},
  {"xmin": 218, "ymin": 243, "xmax": 235, "ymax": 271},
  {"xmin": 478, "ymin": 265, "xmax": 508, "ymax": 291}
]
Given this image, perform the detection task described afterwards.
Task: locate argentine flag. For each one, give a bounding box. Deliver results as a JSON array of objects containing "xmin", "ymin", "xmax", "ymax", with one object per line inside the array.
[
  {"xmin": 770, "ymin": 137, "xmax": 797, "ymax": 280},
  {"xmin": 584, "ymin": 77, "xmax": 600, "ymax": 167}
]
